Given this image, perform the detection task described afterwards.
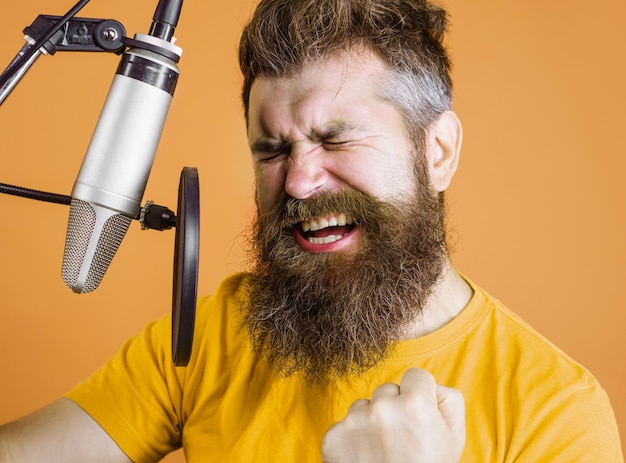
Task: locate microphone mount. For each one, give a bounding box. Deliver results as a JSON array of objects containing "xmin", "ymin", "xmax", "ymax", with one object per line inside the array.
[{"xmin": 0, "ymin": 0, "xmax": 184, "ymax": 103}]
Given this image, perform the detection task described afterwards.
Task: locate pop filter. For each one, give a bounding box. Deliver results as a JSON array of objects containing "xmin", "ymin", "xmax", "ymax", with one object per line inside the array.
[{"xmin": 172, "ymin": 167, "xmax": 199, "ymax": 366}]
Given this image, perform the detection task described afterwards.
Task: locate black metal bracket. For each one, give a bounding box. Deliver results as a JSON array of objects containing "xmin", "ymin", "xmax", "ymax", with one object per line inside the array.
[{"xmin": 24, "ymin": 15, "xmax": 127, "ymax": 54}]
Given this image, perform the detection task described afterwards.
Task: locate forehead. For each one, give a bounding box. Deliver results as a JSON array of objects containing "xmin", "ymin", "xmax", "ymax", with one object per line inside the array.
[{"xmin": 247, "ymin": 51, "xmax": 392, "ymax": 138}]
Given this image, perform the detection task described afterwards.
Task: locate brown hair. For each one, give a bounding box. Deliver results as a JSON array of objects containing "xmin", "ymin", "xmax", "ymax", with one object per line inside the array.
[{"xmin": 238, "ymin": 0, "xmax": 453, "ymax": 138}]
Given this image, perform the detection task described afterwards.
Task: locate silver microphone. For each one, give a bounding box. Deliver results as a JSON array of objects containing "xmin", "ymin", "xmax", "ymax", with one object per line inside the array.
[{"xmin": 62, "ymin": 28, "xmax": 182, "ymax": 293}]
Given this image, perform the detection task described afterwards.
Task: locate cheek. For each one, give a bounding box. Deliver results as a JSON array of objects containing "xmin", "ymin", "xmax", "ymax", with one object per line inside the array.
[
  {"xmin": 374, "ymin": 151, "xmax": 418, "ymax": 199},
  {"xmin": 331, "ymin": 153, "xmax": 416, "ymax": 201},
  {"xmin": 254, "ymin": 166, "xmax": 285, "ymax": 213}
]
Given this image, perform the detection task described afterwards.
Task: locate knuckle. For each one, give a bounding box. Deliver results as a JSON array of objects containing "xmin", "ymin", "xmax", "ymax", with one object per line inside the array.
[
  {"xmin": 402, "ymin": 393, "xmax": 435, "ymax": 416},
  {"xmin": 367, "ymin": 397, "xmax": 396, "ymax": 424}
]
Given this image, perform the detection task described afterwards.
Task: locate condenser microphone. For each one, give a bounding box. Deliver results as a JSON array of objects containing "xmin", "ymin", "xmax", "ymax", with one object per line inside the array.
[{"xmin": 62, "ymin": 0, "xmax": 183, "ymax": 293}]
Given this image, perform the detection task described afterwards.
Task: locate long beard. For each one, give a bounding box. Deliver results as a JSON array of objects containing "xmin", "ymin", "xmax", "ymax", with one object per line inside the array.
[{"xmin": 243, "ymin": 187, "xmax": 448, "ymax": 384}]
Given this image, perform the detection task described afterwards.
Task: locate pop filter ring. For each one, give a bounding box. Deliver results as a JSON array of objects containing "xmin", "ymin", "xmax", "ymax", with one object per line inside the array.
[{"xmin": 172, "ymin": 166, "xmax": 199, "ymax": 366}]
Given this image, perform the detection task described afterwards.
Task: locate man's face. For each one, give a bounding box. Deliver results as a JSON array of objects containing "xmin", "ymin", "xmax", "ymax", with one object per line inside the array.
[
  {"xmin": 247, "ymin": 50, "xmax": 420, "ymax": 256},
  {"xmin": 243, "ymin": 50, "xmax": 448, "ymax": 383}
]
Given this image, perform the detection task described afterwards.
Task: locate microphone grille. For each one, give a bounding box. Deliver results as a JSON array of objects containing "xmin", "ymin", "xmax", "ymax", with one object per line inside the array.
[
  {"xmin": 63, "ymin": 199, "xmax": 132, "ymax": 293},
  {"xmin": 62, "ymin": 199, "xmax": 96, "ymax": 289},
  {"xmin": 86, "ymin": 213, "xmax": 132, "ymax": 292}
]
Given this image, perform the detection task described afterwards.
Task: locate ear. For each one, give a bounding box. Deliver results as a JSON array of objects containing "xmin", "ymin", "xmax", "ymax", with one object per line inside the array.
[{"xmin": 425, "ymin": 110, "xmax": 463, "ymax": 192}]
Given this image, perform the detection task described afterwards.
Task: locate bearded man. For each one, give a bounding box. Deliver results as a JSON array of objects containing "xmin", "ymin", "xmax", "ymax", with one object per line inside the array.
[{"xmin": 0, "ymin": 0, "xmax": 622, "ymax": 462}]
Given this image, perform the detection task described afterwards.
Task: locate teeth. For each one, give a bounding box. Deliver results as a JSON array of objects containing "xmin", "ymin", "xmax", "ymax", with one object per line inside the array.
[
  {"xmin": 317, "ymin": 217, "xmax": 329, "ymax": 230},
  {"xmin": 309, "ymin": 235, "xmax": 344, "ymax": 244},
  {"xmin": 301, "ymin": 213, "xmax": 354, "ymax": 234}
]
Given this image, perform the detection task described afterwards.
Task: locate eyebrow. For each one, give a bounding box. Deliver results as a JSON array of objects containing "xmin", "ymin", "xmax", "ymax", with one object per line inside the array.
[
  {"xmin": 311, "ymin": 121, "xmax": 360, "ymax": 140},
  {"xmin": 250, "ymin": 138, "xmax": 291, "ymax": 155}
]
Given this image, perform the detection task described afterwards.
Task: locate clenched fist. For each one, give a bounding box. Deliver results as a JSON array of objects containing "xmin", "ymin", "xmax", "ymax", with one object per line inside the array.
[{"xmin": 322, "ymin": 368, "xmax": 465, "ymax": 463}]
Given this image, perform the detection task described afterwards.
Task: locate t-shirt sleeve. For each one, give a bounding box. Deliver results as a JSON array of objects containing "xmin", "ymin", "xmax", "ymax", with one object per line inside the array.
[
  {"xmin": 65, "ymin": 313, "xmax": 185, "ymax": 463},
  {"xmin": 511, "ymin": 382, "xmax": 624, "ymax": 462}
]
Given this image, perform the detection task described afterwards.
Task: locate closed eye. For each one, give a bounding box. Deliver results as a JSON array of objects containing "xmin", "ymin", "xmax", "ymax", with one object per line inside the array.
[
  {"xmin": 251, "ymin": 139, "xmax": 292, "ymax": 163},
  {"xmin": 322, "ymin": 140, "xmax": 349, "ymax": 149},
  {"xmin": 253, "ymin": 150, "xmax": 289, "ymax": 163}
]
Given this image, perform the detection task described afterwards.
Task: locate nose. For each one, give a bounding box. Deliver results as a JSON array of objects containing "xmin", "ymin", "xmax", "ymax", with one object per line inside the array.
[{"xmin": 284, "ymin": 144, "xmax": 329, "ymax": 199}]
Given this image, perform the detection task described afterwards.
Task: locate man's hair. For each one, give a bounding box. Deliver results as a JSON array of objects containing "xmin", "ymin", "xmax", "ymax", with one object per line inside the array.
[{"xmin": 238, "ymin": 0, "xmax": 453, "ymax": 140}]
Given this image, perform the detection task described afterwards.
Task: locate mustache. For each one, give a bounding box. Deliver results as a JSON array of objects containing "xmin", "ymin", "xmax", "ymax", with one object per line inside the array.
[{"xmin": 260, "ymin": 190, "xmax": 384, "ymax": 229}]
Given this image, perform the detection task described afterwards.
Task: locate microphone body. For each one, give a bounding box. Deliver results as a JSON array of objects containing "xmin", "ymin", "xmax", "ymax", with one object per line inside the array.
[{"xmin": 63, "ymin": 34, "xmax": 182, "ymax": 293}]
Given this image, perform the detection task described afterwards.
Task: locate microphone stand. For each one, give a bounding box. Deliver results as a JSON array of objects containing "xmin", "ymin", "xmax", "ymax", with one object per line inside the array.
[{"xmin": 0, "ymin": 0, "xmax": 198, "ymax": 367}]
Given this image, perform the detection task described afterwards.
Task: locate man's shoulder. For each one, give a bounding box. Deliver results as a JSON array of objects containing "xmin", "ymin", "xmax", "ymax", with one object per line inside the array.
[
  {"xmin": 196, "ymin": 272, "xmax": 250, "ymax": 309},
  {"xmin": 193, "ymin": 272, "xmax": 252, "ymax": 344},
  {"xmin": 467, "ymin": 279, "xmax": 599, "ymax": 391}
]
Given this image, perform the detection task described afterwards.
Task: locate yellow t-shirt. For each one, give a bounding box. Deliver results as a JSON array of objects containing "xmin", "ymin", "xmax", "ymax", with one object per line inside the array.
[{"xmin": 66, "ymin": 273, "xmax": 623, "ymax": 462}]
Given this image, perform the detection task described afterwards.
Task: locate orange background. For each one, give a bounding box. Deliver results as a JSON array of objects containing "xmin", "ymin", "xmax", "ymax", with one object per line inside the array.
[{"xmin": 0, "ymin": 0, "xmax": 624, "ymax": 461}]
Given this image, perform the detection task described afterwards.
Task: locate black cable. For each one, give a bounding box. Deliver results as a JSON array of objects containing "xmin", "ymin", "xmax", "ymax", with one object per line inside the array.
[
  {"xmin": 0, "ymin": 182, "xmax": 70, "ymax": 206},
  {"xmin": 149, "ymin": 0, "xmax": 183, "ymax": 41},
  {"xmin": 0, "ymin": 0, "xmax": 91, "ymax": 89}
]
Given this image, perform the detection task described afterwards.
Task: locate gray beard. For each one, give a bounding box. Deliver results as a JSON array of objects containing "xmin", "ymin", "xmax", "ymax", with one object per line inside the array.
[{"xmin": 243, "ymin": 188, "xmax": 448, "ymax": 384}]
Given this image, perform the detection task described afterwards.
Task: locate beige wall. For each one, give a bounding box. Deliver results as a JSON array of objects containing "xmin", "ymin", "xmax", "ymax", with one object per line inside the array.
[{"xmin": 0, "ymin": 1, "xmax": 623, "ymax": 461}]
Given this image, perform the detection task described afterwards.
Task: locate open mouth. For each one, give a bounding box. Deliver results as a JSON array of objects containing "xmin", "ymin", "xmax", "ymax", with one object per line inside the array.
[{"xmin": 295, "ymin": 213, "xmax": 357, "ymax": 245}]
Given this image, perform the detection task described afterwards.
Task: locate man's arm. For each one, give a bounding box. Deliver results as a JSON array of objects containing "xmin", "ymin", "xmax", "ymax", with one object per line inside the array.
[{"xmin": 0, "ymin": 398, "xmax": 132, "ymax": 463}]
